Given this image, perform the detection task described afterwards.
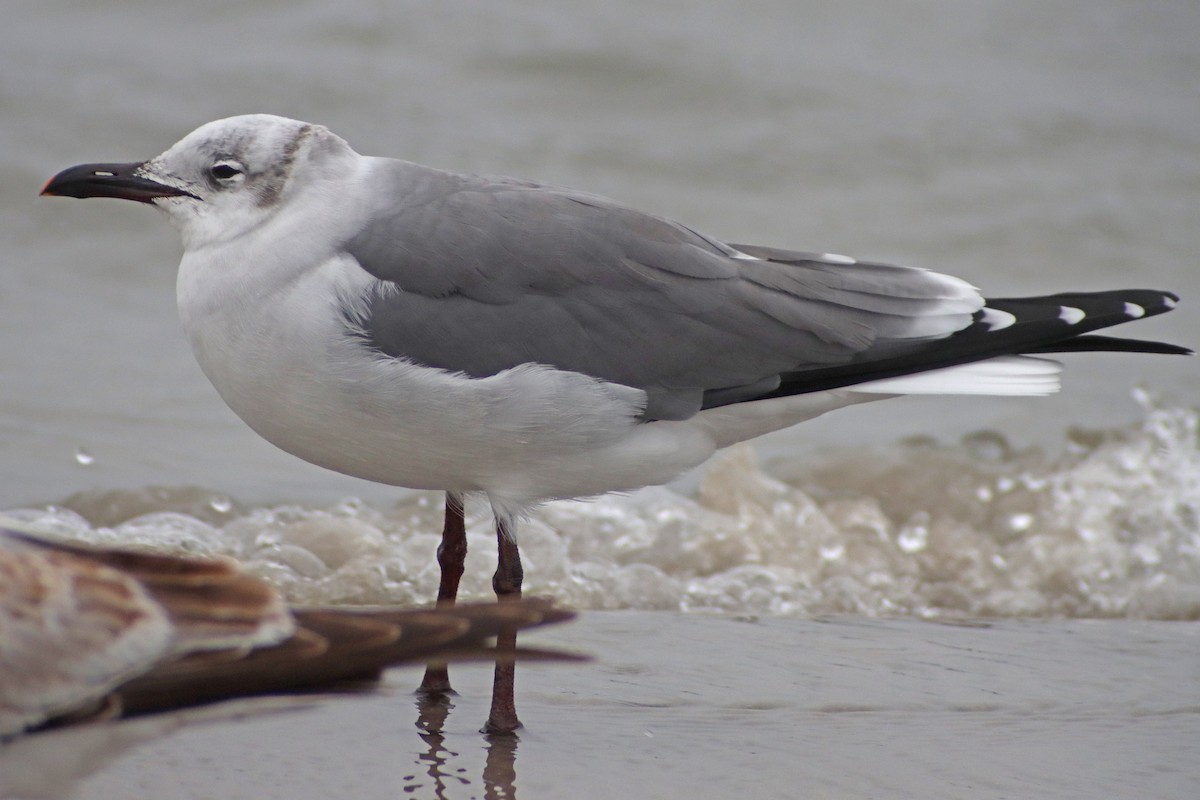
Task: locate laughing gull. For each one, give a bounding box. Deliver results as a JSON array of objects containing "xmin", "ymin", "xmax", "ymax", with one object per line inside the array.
[
  {"xmin": 0, "ymin": 523, "xmax": 574, "ymax": 737},
  {"xmin": 42, "ymin": 113, "xmax": 1188, "ymax": 732}
]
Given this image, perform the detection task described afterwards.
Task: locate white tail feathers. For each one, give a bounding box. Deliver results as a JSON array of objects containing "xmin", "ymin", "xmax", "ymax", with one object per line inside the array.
[{"xmin": 849, "ymin": 356, "xmax": 1063, "ymax": 396}]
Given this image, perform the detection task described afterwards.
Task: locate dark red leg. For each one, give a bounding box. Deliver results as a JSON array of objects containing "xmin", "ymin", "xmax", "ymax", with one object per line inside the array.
[
  {"xmin": 483, "ymin": 517, "xmax": 523, "ymax": 734},
  {"xmin": 418, "ymin": 492, "xmax": 467, "ymax": 696}
]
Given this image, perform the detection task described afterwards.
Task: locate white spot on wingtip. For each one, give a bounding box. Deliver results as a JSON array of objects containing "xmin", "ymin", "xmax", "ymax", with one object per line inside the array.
[
  {"xmin": 1124, "ymin": 302, "xmax": 1146, "ymax": 319},
  {"xmin": 1059, "ymin": 306, "xmax": 1086, "ymax": 325},
  {"xmin": 1162, "ymin": 295, "xmax": 1178, "ymax": 309},
  {"xmin": 730, "ymin": 250, "xmax": 761, "ymax": 261},
  {"xmin": 980, "ymin": 307, "xmax": 1017, "ymax": 331},
  {"xmin": 817, "ymin": 252, "xmax": 857, "ymax": 265}
]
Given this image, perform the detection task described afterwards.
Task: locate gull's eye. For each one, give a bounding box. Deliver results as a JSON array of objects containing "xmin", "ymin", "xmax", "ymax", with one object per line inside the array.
[{"xmin": 209, "ymin": 160, "xmax": 244, "ymax": 182}]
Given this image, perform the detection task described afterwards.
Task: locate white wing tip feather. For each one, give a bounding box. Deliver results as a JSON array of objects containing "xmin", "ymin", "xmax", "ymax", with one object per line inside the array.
[{"xmin": 849, "ymin": 356, "xmax": 1063, "ymax": 397}]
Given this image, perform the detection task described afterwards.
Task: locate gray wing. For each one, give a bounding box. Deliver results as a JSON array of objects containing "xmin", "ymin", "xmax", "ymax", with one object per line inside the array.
[{"xmin": 342, "ymin": 160, "xmax": 980, "ymax": 420}]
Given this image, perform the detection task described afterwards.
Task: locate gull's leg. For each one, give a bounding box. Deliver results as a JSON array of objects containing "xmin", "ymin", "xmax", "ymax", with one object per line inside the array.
[
  {"xmin": 483, "ymin": 514, "xmax": 524, "ymax": 734},
  {"xmin": 418, "ymin": 492, "xmax": 467, "ymax": 696}
]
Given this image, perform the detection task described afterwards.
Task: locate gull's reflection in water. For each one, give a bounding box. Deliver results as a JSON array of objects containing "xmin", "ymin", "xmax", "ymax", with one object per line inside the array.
[
  {"xmin": 409, "ymin": 693, "xmax": 470, "ymax": 796},
  {"xmin": 482, "ymin": 733, "xmax": 519, "ymax": 800},
  {"xmin": 408, "ymin": 692, "xmax": 520, "ymax": 799}
]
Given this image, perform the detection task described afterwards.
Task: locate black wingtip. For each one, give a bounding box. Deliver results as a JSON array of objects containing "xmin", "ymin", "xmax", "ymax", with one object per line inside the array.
[
  {"xmin": 1026, "ymin": 334, "xmax": 1193, "ymax": 356},
  {"xmin": 757, "ymin": 287, "xmax": 1189, "ymax": 401}
]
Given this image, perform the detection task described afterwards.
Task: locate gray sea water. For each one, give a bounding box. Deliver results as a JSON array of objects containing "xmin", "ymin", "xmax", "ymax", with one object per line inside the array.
[{"xmin": 2, "ymin": 1, "xmax": 1199, "ymax": 797}]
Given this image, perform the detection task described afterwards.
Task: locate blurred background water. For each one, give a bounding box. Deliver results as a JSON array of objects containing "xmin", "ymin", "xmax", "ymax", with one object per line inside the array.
[{"xmin": 1, "ymin": 0, "xmax": 1198, "ymax": 619}]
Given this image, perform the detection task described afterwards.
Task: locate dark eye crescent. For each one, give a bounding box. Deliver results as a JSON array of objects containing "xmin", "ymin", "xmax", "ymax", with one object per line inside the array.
[{"xmin": 210, "ymin": 162, "xmax": 243, "ymax": 180}]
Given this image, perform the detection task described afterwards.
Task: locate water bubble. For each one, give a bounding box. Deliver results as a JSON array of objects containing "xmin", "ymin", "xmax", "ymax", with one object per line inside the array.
[
  {"xmin": 1132, "ymin": 542, "xmax": 1162, "ymax": 566},
  {"xmin": 819, "ymin": 544, "xmax": 845, "ymax": 562},
  {"xmin": 897, "ymin": 514, "xmax": 929, "ymax": 553},
  {"xmin": 1007, "ymin": 513, "xmax": 1033, "ymax": 533}
]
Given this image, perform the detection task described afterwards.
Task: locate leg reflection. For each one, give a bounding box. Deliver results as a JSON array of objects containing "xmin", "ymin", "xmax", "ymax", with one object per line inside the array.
[
  {"xmin": 483, "ymin": 732, "xmax": 519, "ymax": 800},
  {"xmin": 408, "ymin": 690, "xmax": 519, "ymax": 799},
  {"xmin": 407, "ymin": 692, "xmax": 467, "ymax": 797}
]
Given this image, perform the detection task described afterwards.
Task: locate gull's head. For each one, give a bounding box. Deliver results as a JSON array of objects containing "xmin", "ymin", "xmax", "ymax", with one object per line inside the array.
[{"xmin": 42, "ymin": 114, "xmax": 356, "ymax": 247}]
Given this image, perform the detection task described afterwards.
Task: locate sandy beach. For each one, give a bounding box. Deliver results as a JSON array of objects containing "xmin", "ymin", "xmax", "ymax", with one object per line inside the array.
[{"xmin": 5, "ymin": 612, "xmax": 1195, "ymax": 800}]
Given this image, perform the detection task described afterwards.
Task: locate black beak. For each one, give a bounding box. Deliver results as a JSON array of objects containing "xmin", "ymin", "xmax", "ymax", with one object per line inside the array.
[{"xmin": 41, "ymin": 162, "xmax": 199, "ymax": 203}]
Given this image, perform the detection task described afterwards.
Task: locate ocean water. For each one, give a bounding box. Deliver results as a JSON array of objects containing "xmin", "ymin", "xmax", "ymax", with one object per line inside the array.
[{"xmin": 2, "ymin": 2, "xmax": 1199, "ymax": 796}]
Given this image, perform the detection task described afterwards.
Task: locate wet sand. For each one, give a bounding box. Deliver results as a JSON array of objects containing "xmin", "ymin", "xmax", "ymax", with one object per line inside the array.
[{"xmin": 7, "ymin": 611, "xmax": 1197, "ymax": 800}]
